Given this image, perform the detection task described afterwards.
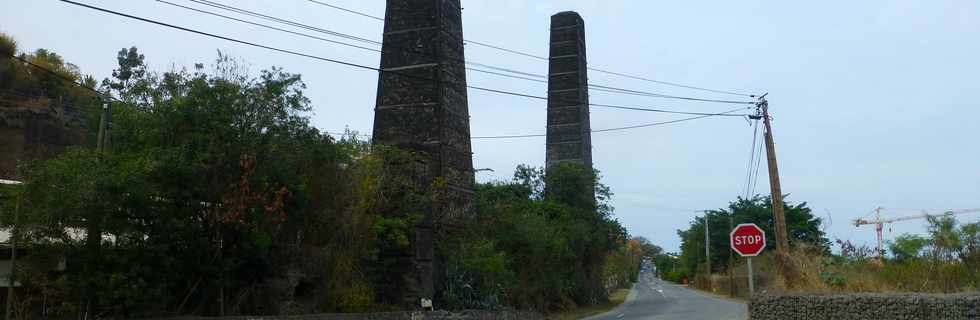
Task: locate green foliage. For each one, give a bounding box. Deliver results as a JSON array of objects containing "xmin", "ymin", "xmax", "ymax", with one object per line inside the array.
[
  {"xmin": 926, "ymin": 215, "xmax": 962, "ymax": 262},
  {"xmin": 960, "ymin": 222, "xmax": 980, "ymax": 269},
  {"xmin": 677, "ymin": 196, "xmax": 829, "ymax": 276},
  {"xmin": 0, "ymin": 32, "xmax": 16, "ymax": 58},
  {"xmin": 440, "ymin": 163, "xmax": 631, "ymax": 312},
  {"xmin": 0, "ymin": 44, "xmax": 94, "ymax": 104},
  {"xmin": 818, "ymin": 269, "xmax": 845, "ymax": 288},
  {"xmin": 0, "ymin": 39, "xmax": 653, "ymax": 317},
  {"xmin": 751, "ymin": 217, "xmax": 980, "ymax": 294},
  {"xmin": 888, "ymin": 234, "xmax": 929, "ymax": 262},
  {"xmin": 652, "ymin": 253, "xmax": 686, "ymax": 282},
  {"xmin": 633, "ymin": 236, "xmax": 663, "ymax": 258},
  {"xmin": 2, "ymin": 47, "xmax": 422, "ymax": 317}
]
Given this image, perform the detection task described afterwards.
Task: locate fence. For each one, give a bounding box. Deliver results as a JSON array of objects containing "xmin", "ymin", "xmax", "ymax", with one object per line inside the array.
[{"xmin": 749, "ymin": 293, "xmax": 980, "ymax": 320}]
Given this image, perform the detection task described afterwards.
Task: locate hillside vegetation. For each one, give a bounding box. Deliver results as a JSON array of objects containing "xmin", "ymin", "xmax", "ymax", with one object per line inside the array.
[{"xmin": 0, "ymin": 36, "xmax": 658, "ymax": 319}]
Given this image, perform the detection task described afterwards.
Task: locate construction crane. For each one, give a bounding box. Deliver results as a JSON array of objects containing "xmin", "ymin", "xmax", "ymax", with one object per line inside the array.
[{"xmin": 853, "ymin": 207, "xmax": 980, "ymax": 261}]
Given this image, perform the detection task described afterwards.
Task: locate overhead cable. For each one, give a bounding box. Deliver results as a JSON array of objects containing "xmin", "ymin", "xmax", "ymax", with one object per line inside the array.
[
  {"xmin": 302, "ymin": 0, "xmax": 759, "ymax": 98},
  {"xmin": 163, "ymin": 0, "xmax": 756, "ymax": 105}
]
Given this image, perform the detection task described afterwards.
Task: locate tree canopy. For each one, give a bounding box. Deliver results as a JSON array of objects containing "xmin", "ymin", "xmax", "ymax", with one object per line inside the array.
[{"xmin": 677, "ymin": 196, "xmax": 829, "ymax": 275}]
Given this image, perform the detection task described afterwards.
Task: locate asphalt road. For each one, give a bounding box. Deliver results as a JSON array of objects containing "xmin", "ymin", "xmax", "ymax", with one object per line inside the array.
[{"xmin": 584, "ymin": 270, "xmax": 746, "ymax": 320}]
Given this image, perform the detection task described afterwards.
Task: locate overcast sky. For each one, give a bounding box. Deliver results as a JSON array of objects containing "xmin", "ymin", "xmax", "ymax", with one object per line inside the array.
[{"xmin": 3, "ymin": 0, "xmax": 979, "ymax": 252}]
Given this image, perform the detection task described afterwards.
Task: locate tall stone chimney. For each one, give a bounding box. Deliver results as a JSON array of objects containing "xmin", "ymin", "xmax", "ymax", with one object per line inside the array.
[
  {"xmin": 546, "ymin": 11, "xmax": 593, "ymax": 169},
  {"xmin": 371, "ymin": 0, "xmax": 474, "ymax": 306}
]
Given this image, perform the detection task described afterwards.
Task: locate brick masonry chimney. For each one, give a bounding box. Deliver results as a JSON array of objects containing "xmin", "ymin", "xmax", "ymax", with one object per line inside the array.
[
  {"xmin": 546, "ymin": 11, "xmax": 593, "ymax": 169},
  {"xmin": 371, "ymin": 0, "xmax": 475, "ymax": 306}
]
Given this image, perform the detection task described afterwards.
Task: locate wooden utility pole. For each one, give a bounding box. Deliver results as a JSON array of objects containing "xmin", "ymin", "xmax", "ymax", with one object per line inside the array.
[
  {"xmin": 83, "ymin": 95, "xmax": 111, "ymax": 320},
  {"xmin": 728, "ymin": 214, "xmax": 735, "ymax": 297},
  {"xmin": 696, "ymin": 210, "xmax": 711, "ymax": 291},
  {"xmin": 5, "ymin": 192, "xmax": 21, "ymax": 320},
  {"xmin": 760, "ymin": 96, "xmax": 790, "ymax": 254},
  {"xmin": 704, "ymin": 214, "xmax": 710, "ymax": 289},
  {"xmin": 96, "ymin": 98, "xmax": 109, "ymax": 153}
]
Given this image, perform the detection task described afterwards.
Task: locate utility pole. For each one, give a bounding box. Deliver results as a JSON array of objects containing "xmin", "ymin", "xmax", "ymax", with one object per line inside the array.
[
  {"xmin": 705, "ymin": 215, "xmax": 710, "ymax": 277},
  {"xmin": 728, "ymin": 214, "xmax": 735, "ymax": 297},
  {"xmin": 96, "ymin": 95, "xmax": 110, "ymax": 153},
  {"xmin": 5, "ymin": 191, "xmax": 21, "ymax": 320},
  {"xmin": 874, "ymin": 206, "xmax": 883, "ymax": 262},
  {"xmin": 698, "ymin": 211, "xmax": 711, "ymax": 291},
  {"xmin": 83, "ymin": 94, "xmax": 111, "ymax": 320},
  {"xmin": 759, "ymin": 94, "xmax": 789, "ymax": 254}
]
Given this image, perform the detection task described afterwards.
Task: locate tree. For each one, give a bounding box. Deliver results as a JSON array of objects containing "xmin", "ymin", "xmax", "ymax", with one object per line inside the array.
[
  {"xmin": 633, "ymin": 236, "xmax": 664, "ymax": 258},
  {"xmin": 959, "ymin": 222, "xmax": 980, "ymax": 284},
  {"xmin": 677, "ymin": 196, "xmax": 828, "ymax": 275},
  {"xmin": 2, "ymin": 40, "xmax": 644, "ymax": 317},
  {"xmin": 0, "ymin": 39, "xmax": 96, "ymax": 103},
  {"xmin": 889, "ymin": 234, "xmax": 929, "ymax": 262},
  {"xmin": 926, "ymin": 216, "xmax": 961, "ymax": 262},
  {"xmin": 441, "ymin": 163, "xmax": 630, "ymax": 312},
  {"xmin": 4, "ymin": 47, "xmax": 374, "ymax": 317}
]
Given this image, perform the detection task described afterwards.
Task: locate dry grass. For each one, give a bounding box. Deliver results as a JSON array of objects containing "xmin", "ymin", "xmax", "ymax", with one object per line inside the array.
[{"xmin": 707, "ymin": 245, "xmax": 979, "ymax": 297}]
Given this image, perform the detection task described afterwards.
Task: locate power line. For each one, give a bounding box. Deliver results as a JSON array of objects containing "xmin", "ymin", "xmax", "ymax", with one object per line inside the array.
[
  {"xmin": 301, "ymin": 0, "xmax": 758, "ymax": 98},
  {"xmin": 158, "ymin": 0, "xmax": 381, "ymax": 52},
  {"xmin": 162, "ymin": 0, "xmax": 756, "ymax": 105},
  {"xmin": 188, "ymin": 0, "xmax": 381, "ymax": 45},
  {"xmin": 742, "ymin": 118, "xmax": 759, "ymax": 198},
  {"xmin": 592, "ymin": 107, "xmax": 749, "ymax": 133},
  {"xmin": 55, "ymin": 0, "xmax": 562, "ymax": 105},
  {"xmin": 590, "ymin": 103, "xmax": 748, "ymax": 117},
  {"xmin": 474, "ymin": 107, "xmax": 750, "ymax": 139},
  {"xmin": 749, "ymin": 120, "xmax": 765, "ymax": 196},
  {"xmin": 133, "ymin": 1, "xmax": 754, "ymax": 117},
  {"xmin": 159, "ymin": 0, "xmax": 548, "ymax": 85},
  {"xmin": 60, "ymin": 0, "xmax": 754, "ymax": 145},
  {"xmin": 18, "ymin": 3, "xmax": 755, "ymax": 146},
  {"xmin": 306, "ymin": 0, "xmax": 383, "ymax": 21},
  {"xmin": 14, "ymin": 47, "xmax": 743, "ymax": 142},
  {"xmin": 588, "ymin": 84, "xmax": 755, "ymax": 105},
  {"xmin": 587, "ymin": 68, "xmax": 757, "ymax": 98},
  {"xmin": 465, "ymin": 39, "xmax": 548, "ymax": 60},
  {"xmin": 6, "ymin": 53, "xmax": 113, "ymax": 102},
  {"xmin": 466, "ymin": 67, "xmax": 547, "ymax": 83},
  {"xmin": 324, "ymin": 107, "xmax": 749, "ymax": 140}
]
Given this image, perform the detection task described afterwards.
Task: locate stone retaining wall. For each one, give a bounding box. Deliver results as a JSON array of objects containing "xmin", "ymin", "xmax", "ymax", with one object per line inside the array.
[
  {"xmin": 749, "ymin": 293, "xmax": 980, "ymax": 320},
  {"xmin": 155, "ymin": 310, "xmax": 542, "ymax": 320}
]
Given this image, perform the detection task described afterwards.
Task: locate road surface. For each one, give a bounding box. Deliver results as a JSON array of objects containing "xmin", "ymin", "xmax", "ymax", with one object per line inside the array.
[{"xmin": 585, "ymin": 270, "xmax": 746, "ymax": 320}]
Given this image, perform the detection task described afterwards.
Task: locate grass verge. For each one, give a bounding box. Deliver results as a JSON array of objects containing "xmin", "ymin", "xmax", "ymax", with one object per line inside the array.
[
  {"xmin": 691, "ymin": 285, "xmax": 749, "ymax": 303},
  {"xmin": 547, "ymin": 288, "xmax": 631, "ymax": 320}
]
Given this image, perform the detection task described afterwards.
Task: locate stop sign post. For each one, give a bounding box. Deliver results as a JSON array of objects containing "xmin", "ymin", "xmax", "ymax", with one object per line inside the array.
[{"xmin": 730, "ymin": 223, "xmax": 766, "ymax": 295}]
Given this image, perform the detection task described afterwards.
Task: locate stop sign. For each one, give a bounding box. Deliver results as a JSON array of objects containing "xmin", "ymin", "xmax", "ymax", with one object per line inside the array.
[{"xmin": 730, "ymin": 223, "xmax": 766, "ymax": 256}]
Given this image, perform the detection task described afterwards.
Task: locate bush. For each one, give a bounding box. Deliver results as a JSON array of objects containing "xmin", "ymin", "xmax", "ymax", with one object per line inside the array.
[{"xmin": 438, "ymin": 164, "xmax": 633, "ymax": 312}]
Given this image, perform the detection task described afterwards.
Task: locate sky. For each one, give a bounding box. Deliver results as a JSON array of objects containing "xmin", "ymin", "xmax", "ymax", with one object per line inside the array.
[{"xmin": 2, "ymin": 0, "xmax": 979, "ymax": 252}]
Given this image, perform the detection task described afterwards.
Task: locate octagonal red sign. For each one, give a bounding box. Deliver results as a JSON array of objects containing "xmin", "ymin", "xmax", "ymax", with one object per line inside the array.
[{"xmin": 730, "ymin": 223, "xmax": 766, "ymax": 257}]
